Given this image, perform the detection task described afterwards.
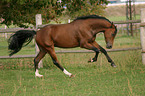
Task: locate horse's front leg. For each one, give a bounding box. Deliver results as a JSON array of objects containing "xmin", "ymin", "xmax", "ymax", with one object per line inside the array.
[
  {"xmin": 99, "ymin": 45, "xmax": 116, "ymax": 67},
  {"xmin": 88, "ymin": 51, "xmax": 99, "ymax": 62},
  {"xmin": 89, "ymin": 41, "xmax": 116, "ymax": 67},
  {"xmin": 86, "ymin": 41, "xmax": 100, "ymax": 62},
  {"xmin": 80, "ymin": 42, "xmax": 100, "ymax": 62}
]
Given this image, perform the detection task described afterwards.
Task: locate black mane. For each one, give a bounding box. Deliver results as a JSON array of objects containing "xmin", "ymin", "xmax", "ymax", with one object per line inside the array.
[{"xmin": 74, "ymin": 15, "xmax": 111, "ymax": 23}]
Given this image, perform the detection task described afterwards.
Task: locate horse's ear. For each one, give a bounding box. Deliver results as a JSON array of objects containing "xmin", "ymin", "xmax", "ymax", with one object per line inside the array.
[{"xmin": 111, "ymin": 22, "xmax": 114, "ymax": 28}]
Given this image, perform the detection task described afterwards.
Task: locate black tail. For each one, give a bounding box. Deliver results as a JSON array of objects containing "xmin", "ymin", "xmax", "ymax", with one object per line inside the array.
[{"xmin": 8, "ymin": 30, "xmax": 36, "ymax": 56}]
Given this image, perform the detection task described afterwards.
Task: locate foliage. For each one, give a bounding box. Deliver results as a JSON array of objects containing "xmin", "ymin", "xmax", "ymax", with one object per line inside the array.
[
  {"xmin": 64, "ymin": 0, "xmax": 107, "ymax": 18},
  {"xmin": 0, "ymin": 0, "xmax": 108, "ymax": 27}
]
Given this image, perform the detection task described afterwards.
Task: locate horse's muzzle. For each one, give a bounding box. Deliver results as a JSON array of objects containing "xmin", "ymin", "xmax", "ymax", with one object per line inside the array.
[{"xmin": 106, "ymin": 43, "xmax": 112, "ymax": 49}]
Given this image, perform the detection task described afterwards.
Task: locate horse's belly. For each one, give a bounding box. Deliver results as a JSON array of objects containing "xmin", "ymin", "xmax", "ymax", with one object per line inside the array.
[{"xmin": 54, "ymin": 38, "xmax": 79, "ymax": 48}]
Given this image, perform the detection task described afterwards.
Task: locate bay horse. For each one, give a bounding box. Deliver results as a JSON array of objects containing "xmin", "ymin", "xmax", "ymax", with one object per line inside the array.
[{"xmin": 8, "ymin": 15, "xmax": 117, "ymax": 78}]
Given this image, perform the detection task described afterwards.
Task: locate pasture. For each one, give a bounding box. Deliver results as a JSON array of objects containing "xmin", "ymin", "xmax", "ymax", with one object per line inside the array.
[{"xmin": 0, "ymin": 32, "xmax": 145, "ymax": 95}]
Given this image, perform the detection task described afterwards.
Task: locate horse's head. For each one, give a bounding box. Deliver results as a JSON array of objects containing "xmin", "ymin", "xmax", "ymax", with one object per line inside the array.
[{"xmin": 104, "ymin": 22, "xmax": 117, "ymax": 49}]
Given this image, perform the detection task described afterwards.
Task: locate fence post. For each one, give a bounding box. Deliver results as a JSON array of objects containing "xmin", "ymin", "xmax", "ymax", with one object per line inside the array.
[
  {"xmin": 68, "ymin": 19, "xmax": 70, "ymax": 23},
  {"xmin": 35, "ymin": 14, "xmax": 43, "ymax": 68},
  {"xmin": 4, "ymin": 25, "xmax": 7, "ymax": 38},
  {"xmin": 140, "ymin": 8, "xmax": 145, "ymax": 65}
]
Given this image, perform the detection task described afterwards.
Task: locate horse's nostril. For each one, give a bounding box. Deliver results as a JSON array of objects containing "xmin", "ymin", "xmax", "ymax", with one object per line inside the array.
[
  {"xmin": 106, "ymin": 44, "xmax": 112, "ymax": 49},
  {"xmin": 109, "ymin": 46, "xmax": 112, "ymax": 49}
]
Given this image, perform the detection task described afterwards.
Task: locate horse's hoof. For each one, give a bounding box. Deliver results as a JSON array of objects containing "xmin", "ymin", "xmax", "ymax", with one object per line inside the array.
[
  {"xmin": 88, "ymin": 58, "xmax": 94, "ymax": 63},
  {"xmin": 111, "ymin": 63, "xmax": 117, "ymax": 67},
  {"xmin": 35, "ymin": 74, "xmax": 43, "ymax": 78},
  {"xmin": 69, "ymin": 74, "xmax": 75, "ymax": 78}
]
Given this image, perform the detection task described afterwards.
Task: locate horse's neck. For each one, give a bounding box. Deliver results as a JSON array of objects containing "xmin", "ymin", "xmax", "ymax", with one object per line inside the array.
[
  {"xmin": 91, "ymin": 26, "xmax": 106, "ymax": 35},
  {"xmin": 72, "ymin": 19, "xmax": 109, "ymax": 35},
  {"xmin": 90, "ymin": 21, "xmax": 110, "ymax": 35}
]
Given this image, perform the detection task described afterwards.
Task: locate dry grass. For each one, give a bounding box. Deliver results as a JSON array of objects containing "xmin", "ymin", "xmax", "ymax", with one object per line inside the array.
[{"xmin": 105, "ymin": 4, "xmax": 145, "ymax": 17}]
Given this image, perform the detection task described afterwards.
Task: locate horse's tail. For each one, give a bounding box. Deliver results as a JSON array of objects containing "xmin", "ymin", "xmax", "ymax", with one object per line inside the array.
[{"xmin": 8, "ymin": 30, "xmax": 36, "ymax": 56}]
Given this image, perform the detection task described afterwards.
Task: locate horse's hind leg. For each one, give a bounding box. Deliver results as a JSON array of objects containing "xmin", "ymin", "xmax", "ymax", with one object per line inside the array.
[
  {"xmin": 34, "ymin": 48, "xmax": 46, "ymax": 78},
  {"xmin": 45, "ymin": 46, "xmax": 74, "ymax": 77},
  {"xmin": 80, "ymin": 42, "xmax": 100, "ymax": 62}
]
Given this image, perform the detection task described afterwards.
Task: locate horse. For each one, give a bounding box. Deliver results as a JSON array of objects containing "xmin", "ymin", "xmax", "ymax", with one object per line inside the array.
[{"xmin": 8, "ymin": 15, "xmax": 117, "ymax": 78}]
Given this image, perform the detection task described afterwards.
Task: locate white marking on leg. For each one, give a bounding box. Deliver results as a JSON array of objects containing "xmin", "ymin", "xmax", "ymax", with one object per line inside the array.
[
  {"xmin": 91, "ymin": 58, "xmax": 93, "ymax": 62},
  {"xmin": 63, "ymin": 69, "xmax": 72, "ymax": 77},
  {"xmin": 35, "ymin": 69, "xmax": 43, "ymax": 78}
]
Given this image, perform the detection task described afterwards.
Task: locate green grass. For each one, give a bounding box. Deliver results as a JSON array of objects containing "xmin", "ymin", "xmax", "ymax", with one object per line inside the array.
[
  {"xmin": 0, "ymin": 24, "xmax": 19, "ymax": 28},
  {"xmin": 0, "ymin": 50, "xmax": 145, "ymax": 96},
  {"xmin": 107, "ymin": 15, "xmax": 141, "ymax": 21}
]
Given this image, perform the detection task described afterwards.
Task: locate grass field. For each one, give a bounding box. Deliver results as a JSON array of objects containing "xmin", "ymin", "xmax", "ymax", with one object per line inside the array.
[
  {"xmin": 0, "ymin": 32, "xmax": 144, "ymax": 96},
  {"xmin": 0, "ymin": 50, "xmax": 144, "ymax": 96}
]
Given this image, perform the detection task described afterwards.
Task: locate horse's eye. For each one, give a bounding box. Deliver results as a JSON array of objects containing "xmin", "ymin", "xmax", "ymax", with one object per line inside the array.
[{"xmin": 112, "ymin": 33, "xmax": 115, "ymax": 36}]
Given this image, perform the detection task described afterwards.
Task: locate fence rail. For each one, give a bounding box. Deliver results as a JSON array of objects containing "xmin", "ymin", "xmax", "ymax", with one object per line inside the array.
[
  {"xmin": 140, "ymin": 22, "xmax": 145, "ymax": 27},
  {"xmin": 113, "ymin": 19, "xmax": 141, "ymax": 24},
  {"xmin": 0, "ymin": 47, "xmax": 141, "ymax": 59},
  {"xmin": 0, "ymin": 28, "xmax": 36, "ymax": 33},
  {"xmin": 0, "ymin": 55, "xmax": 36, "ymax": 59}
]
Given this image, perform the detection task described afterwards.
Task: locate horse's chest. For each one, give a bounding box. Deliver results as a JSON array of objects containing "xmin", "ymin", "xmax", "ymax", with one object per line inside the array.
[
  {"xmin": 88, "ymin": 37, "xmax": 96, "ymax": 43},
  {"xmin": 83, "ymin": 33, "xmax": 95, "ymax": 42}
]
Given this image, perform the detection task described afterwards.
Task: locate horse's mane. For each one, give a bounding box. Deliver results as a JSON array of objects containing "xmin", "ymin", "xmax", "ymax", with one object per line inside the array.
[{"xmin": 74, "ymin": 15, "xmax": 111, "ymax": 23}]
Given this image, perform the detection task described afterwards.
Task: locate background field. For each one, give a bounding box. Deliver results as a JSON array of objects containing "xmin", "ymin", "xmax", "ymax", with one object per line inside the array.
[
  {"xmin": 105, "ymin": 4, "xmax": 145, "ymax": 21},
  {"xmin": 0, "ymin": 4, "xmax": 145, "ymax": 96}
]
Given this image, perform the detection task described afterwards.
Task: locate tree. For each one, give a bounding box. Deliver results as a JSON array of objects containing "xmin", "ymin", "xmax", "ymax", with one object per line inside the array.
[
  {"xmin": 0, "ymin": 0, "xmax": 109, "ymax": 28},
  {"xmin": 64, "ymin": 0, "xmax": 108, "ymax": 18}
]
